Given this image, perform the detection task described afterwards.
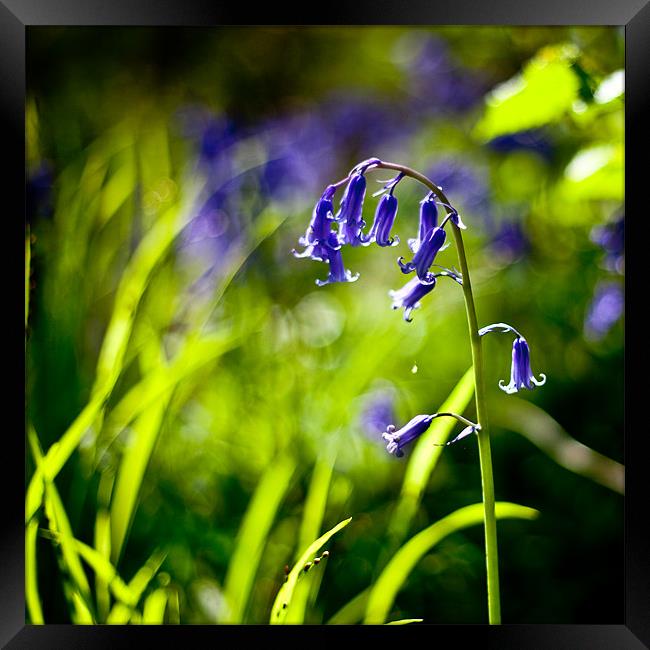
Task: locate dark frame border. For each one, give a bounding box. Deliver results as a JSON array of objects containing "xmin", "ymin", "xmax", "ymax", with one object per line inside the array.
[{"xmin": 5, "ymin": 1, "xmax": 648, "ymax": 647}]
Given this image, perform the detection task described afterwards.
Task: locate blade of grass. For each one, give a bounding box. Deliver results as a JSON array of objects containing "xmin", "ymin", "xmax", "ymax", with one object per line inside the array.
[
  {"xmin": 364, "ymin": 502, "xmax": 539, "ymax": 624},
  {"xmin": 25, "ymin": 184, "xmax": 201, "ymax": 523},
  {"xmin": 326, "ymin": 588, "xmax": 369, "ymax": 625},
  {"xmin": 270, "ymin": 516, "xmax": 352, "ymax": 624},
  {"xmin": 106, "ymin": 549, "xmax": 167, "ymax": 624},
  {"xmin": 142, "ymin": 588, "xmax": 169, "ymax": 624},
  {"xmin": 94, "ymin": 507, "xmax": 112, "ymax": 621},
  {"xmin": 97, "ymin": 330, "xmax": 243, "ymax": 466},
  {"xmin": 387, "ymin": 367, "xmax": 475, "ymax": 546},
  {"xmin": 493, "ymin": 396, "xmax": 624, "ymax": 494},
  {"xmin": 25, "ymin": 517, "xmax": 44, "ymax": 624},
  {"xmin": 284, "ymin": 449, "xmax": 336, "ymax": 623},
  {"xmin": 220, "ymin": 454, "xmax": 296, "ymax": 623},
  {"xmin": 386, "ymin": 618, "xmax": 423, "ymax": 625},
  {"xmin": 28, "ymin": 427, "xmax": 94, "ymax": 621},
  {"xmin": 110, "ymin": 395, "xmax": 170, "ymax": 565}
]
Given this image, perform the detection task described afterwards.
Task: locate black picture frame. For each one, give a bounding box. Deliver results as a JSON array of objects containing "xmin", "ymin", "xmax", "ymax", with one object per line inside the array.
[{"xmin": 4, "ymin": 1, "xmax": 648, "ymax": 647}]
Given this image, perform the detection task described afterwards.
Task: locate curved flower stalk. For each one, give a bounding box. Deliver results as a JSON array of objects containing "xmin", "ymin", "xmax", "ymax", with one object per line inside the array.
[{"xmin": 292, "ymin": 157, "xmax": 547, "ymax": 625}]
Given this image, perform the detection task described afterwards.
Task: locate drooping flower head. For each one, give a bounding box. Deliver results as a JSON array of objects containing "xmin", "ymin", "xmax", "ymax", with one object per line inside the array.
[
  {"xmin": 301, "ymin": 184, "xmax": 337, "ymax": 245},
  {"xmin": 408, "ymin": 192, "xmax": 438, "ymax": 253},
  {"xmin": 499, "ymin": 336, "xmax": 546, "ymax": 395},
  {"xmin": 389, "ymin": 277, "xmax": 437, "ymax": 322},
  {"xmin": 336, "ymin": 172, "xmax": 368, "ymax": 247},
  {"xmin": 363, "ymin": 193, "xmax": 399, "ymax": 247},
  {"xmin": 382, "ymin": 414, "xmax": 435, "ymax": 457},
  {"xmin": 315, "ymin": 245, "xmax": 359, "ymax": 287},
  {"xmin": 293, "ymin": 185, "xmax": 341, "ymax": 261},
  {"xmin": 398, "ymin": 226, "xmax": 447, "ymax": 284}
]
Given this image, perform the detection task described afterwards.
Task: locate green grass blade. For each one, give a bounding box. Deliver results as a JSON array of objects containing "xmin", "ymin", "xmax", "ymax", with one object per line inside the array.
[
  {"xmin": 270, "ymin": 516, "xmax": 352, "ymax": 625},
  {"xmin": 284, "ymin": 449, "xmax": 336, "ymax": 624},
  {"xmin": 28, "ymin": 427, "xmax": 94, "ymax": 618},
  {"xmin": 25, "ymin": 188, "xmax": 200, "ymax": 523},
  {"xmin": 221, "ymin": 454, "xmax": 296, "ymax": 623},
  {"xmin": 94, "ymin": 470, "xmax": 114, "ymax": 621},
  {"xmin": 26, "ymin": 395, "xmax": 104, "ymax": 523},
  {"xmin": 99, "ymin": 331, "xmax": 241, "ymax": 458},
  {"xmin": 326, "ymin": 588, "xmax": 369, "ymax": 625},
  {"xmin": 142, "ymin": 588, "xmax": 169, "ymax": 624},
  {"xmin": 493, "ymin": 396, "xmax": 624, "ymax": 494},
  {"xmin": 387, "ymin": 367, "xmax": 475, "ymax": 545},
  {"xmin": 110, "ymin": 396, "xmax": 170, "ymax": 565},
  {"xmin": 25, "ymin": 517, "xmax": 44, "ymax": 624},
  {"xmin": 71, "ymin": 537, "xmax": 137, "ymax": 606},
  {"xmin": 66, "ymin": 586, "xmax": 95, "ymax": 624},
  {"xmin": 364, "ymin": 502, "xmax": 539, "ymax": 624},
  {"xmin": 106, "ymin": 549, "xmax": 167, "ymax": 624},
  {"xmin": 386, "ymin": 618, "xmax": 423, "ymax": 625},
  {"xmin": 94, "ymin": 508, "xmax": 112, "ymax": 621},
  {"xmin": 168, "ymin": 588, "xmax": 181, "ymax": 624}
]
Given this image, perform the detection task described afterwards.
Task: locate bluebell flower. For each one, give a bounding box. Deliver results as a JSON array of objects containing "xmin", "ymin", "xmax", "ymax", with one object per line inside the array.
[
  {"xmin": 315, "ymin": 245, "xmax": 359, "ymax": 287},
  {"xmin": 336, "ymin": 173, "xmax": 368, "ymax": 247},
  {"xmin": 408, "ymin": 192, "xmax": 438, "ymax": 253},
  {"xmin": 293, "ymin": 185, "xmax": 341, "ymax": 261},
  {"xmin": 499, "ymin": 337, "xmax": 546, "ymax": 395},
  {"xmin": 382, "ymin": 414, "xmax": 435, "ymax": 457},
  {"xmin": 362, "ymin": 193, "xmax": 399, "ymax": 247},
  {"xmin": 398, "ymin": 226, "xmax": 447, "ymax": 284},
  {"xmin": 389, "ymin": 277, "xmax": 437, "ymax": 322}
]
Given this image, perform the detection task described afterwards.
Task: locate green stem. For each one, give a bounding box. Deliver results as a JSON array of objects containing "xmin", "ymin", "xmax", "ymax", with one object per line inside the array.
[
  {"xmin": 450, "ymin": 225, "xmax": 501, "ymax": 625},
  {"xmin": 371, "ymin": 161, "xmax": 502, "ymax": 624}
]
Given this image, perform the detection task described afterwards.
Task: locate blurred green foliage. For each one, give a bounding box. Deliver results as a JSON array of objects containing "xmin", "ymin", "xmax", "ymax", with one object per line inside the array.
[{"xmin": 26, "ymin": 26, "xmax": 623, "ymax": 625}]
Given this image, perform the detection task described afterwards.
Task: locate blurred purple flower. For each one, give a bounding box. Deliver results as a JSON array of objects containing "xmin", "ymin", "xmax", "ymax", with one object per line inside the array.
[
  {"xmin": 490, "ymin": 220, "xmax": 530, "ymax": 261},
  {"xmin": 359, "ymin": 384, "xmax": 397, "ymax": 439},
  {"xmin": 27, "ymin": 162, "xmax": 54, "ymax": 222},
  {"xmin": 396, "ymin": 35, "xmax": 486, "ymax": 113},
  {"xmin": 426, "ymin": 159, "xmax": 493, "ymax": 230},
  {"xmin": 591, "ymin": 216, "xmax": 624, "ymax": 274},
  {"xmin": 488, "ymin": 130, "xmax": 554, "ymax": 161},
  {"xmin": 320, "ymin": 93, "xmax": 408, "ymax": 154},
  {"xmin": 585, "ymin": 282, "xmax": 624, "ymax": 341}
]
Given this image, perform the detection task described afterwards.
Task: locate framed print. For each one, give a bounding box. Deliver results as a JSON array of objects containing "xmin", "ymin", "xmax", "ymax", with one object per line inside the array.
[{"xmin": 3, "ymin": 0, "xmax": 649, "ymax": 647}]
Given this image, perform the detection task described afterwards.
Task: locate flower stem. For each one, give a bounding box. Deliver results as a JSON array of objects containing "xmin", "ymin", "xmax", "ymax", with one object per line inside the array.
[
  {"xmin": 370, "ymin": 161, "xmax": 502, "ymax": 624},
  {"xmin": 450, "ymin": 224, "xmax": 501, "ymax": 625}
]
